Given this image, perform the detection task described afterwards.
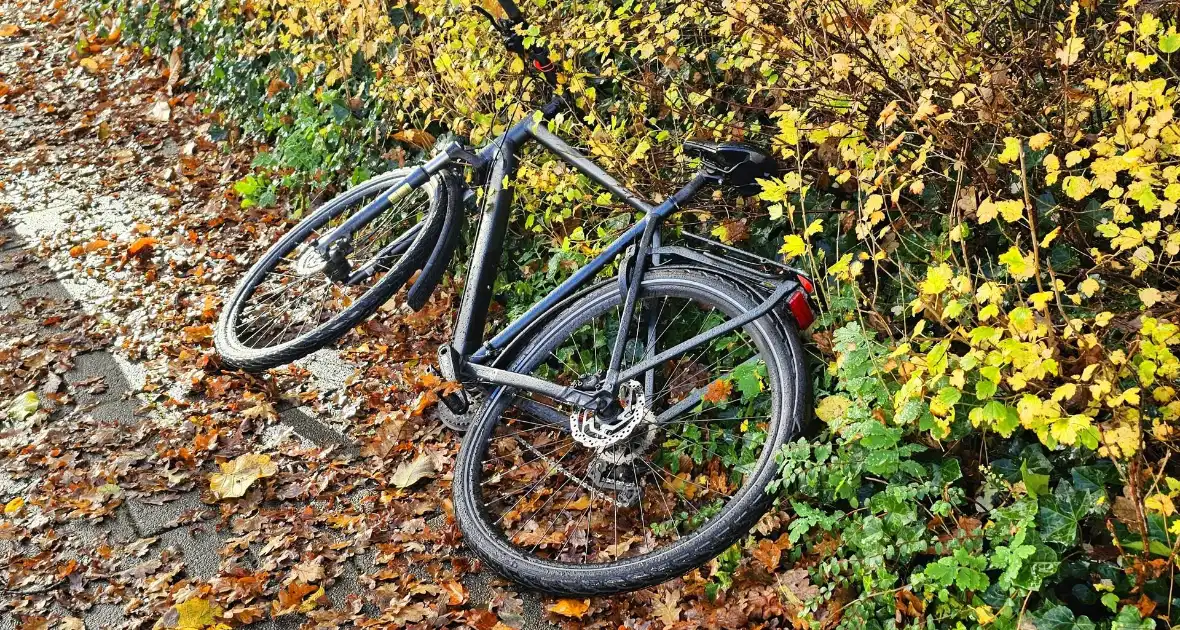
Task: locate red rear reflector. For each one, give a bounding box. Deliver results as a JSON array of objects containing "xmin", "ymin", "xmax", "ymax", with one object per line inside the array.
[
  {"xmin": 787, "ymin": 291, "xmax": 814, "ymax": 329},
  {"xmin": 797, "ymin": 274, "xmax": 814, "ymax": 294}
]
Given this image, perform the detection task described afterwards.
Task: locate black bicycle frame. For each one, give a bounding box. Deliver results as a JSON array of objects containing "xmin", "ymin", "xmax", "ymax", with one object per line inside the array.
[{"xmin": 318, "ymin": 99, "xmax": 802, "ymax": 416}]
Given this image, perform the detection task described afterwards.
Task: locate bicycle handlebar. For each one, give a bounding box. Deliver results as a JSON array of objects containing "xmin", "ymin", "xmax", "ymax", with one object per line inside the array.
[
  {"xmin": 495, "ymin": 0, "xmax": 524, "ymax": 23},
  {"xmin": 474, "ymin": 0, "xmax": 559, "ymax": 91}
]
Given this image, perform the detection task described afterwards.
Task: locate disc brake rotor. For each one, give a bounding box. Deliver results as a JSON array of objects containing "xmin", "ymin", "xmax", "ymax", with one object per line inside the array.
[{"xmin": 293, "ymin": 245, "xmax": 331, "ymax": 276}]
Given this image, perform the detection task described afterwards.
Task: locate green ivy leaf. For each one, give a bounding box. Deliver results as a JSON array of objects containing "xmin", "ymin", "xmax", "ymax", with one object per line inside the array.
[
  {"xmin": 1032, "ymin": 605, "xmax": 1096, "ymax": 630},
  {"xmin": 1112, "ymin": 605, "xmax": 1156, "ymax": 630},
  {"xmin": 1037, "ymin": 481, "xmax": 1095, "ymax": 545}
]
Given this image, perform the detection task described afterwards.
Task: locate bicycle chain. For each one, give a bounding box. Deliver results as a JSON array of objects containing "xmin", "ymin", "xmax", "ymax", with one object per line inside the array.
[{"xmin": 515, "ymin": 437, "xmax": 621, "ymax": 507}]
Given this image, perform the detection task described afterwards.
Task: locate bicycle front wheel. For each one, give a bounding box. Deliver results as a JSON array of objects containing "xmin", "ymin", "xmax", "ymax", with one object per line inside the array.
[
  {"xmin": 453, "ymin": 269, "xmax": 809, "ymax": 595},
  {"xmin": 215, "ymin": 169, "xmax": 457, "ymax": 371}
]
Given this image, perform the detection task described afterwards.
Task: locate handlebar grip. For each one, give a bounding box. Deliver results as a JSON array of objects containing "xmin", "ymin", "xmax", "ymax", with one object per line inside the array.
[{"xmin": 496, "ymin": 0, "xmax": 524, "ymax": 22}]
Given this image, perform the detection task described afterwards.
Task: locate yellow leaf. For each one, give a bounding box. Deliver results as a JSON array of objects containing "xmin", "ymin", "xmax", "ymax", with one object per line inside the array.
[
  {"xmin": 779, "ymin": 234, "xmax": 806, "ymax": 260},
  {"xmin": 1145, "ymin": 493, "xmax": 1175, "ymax": 517},
  {"xmin": 1065, "ymin": 149, "xmax": 1090, "ymax": 167},
  {"xmin": 1028, "ymin": 133, "xmax": 1052, "ymax": 151},
  {"xmin": 208, "ymin": 453, "xmax": 277, "ymax": 500},
  {"xmin": 1079, "ymin": 277, "xmax": 1101, "ymax": 297},
  {"xmin": 4, "ymin": 497, "xmax": 24, "ymax": 516},
  {"xmin": 1126, "ymin": 51, "xmax": 1158, "ymax": 71},
  {"xmin": 1055, "ymin": 37, "xmax": 1084, "ymax": 67},
  {"xmin": 1062, "ymin": 175, "xmax": 1091, "ymax": 200},
  {"xmin": 1140, "ymin": 287, "xmax": 1163, "ymax": 307},
  {"xmin": 549, "ymin": 598, "xmax": 591, "ymax": 618},
  {"xmin": 174, "ymin": 597, "xmax": 220, "ymax": 629},
  {"xmin": 804, "ymin": 218, "xmax": 824, "ymax": 237},
  {"xmin": 298, "ymin": 586, "xmax": 325, "ymax": 613},
  {"xmin": 816, "ymin": 395, "xmax": 852, "ymax": 423},
  {"xmin": 1040, "ymin": 227, "xmax": 1061, "ymax": 248},
  {"xmin": 999, "ymin": 246, "xmax": 1035, "ymax": 280},
  {"xmin": 921, "ymin": 263, "xmax": 954, "ymax": 295},
  {"xmin": 997, "ymin": 137, "xmax": 1021, "ymax": 164},
  {"xmin": 976, "ymin": 197, "xmax": 998, "ymax": 223},
  {"xmin": 996, "ymin": 199, "xmax": 1025, "ymax": 223}
]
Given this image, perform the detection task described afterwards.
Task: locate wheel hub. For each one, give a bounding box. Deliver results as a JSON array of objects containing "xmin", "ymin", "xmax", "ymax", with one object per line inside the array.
[
  {"xmin": 294, "ymin": 243, "xmax": 352, "ymax": 281},
  {"xmin": 293, "ymin": 245, "xmax": 331, "ymax": 276}
]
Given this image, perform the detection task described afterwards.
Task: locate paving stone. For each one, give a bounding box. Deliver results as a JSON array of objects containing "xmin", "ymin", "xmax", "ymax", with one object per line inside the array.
[
  {"xmin": 160, "ymin": 523, "xmax": 231, "ymax": 580},
  {"xmin": 86, "ymin": 399, "xmax": 144, "ymax": 426},
  {"xmin": 65, "ymin": 351, "xmax": 134, "ymax": 408},
  {"xmin": 125, "ymin": 491, "xmax": 213, "ymax": 538},
  {"xmin": 278, "ymin": 406, "xmax": 351, "ymax": 450}
]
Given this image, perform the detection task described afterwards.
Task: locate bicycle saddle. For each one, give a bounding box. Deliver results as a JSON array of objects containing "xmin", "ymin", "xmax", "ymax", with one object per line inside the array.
[{"xmin": 683, "ymin": 140, "xmax": 778, "ymax": 192}]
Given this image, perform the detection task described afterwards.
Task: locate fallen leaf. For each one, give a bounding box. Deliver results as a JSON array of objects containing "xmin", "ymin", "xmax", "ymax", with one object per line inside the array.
[
  {"xmin": 147, "ymin": 100, "xmax": 171, "ymax": 123},
  {"xmin": 390, "ymin": 454, "xmax": 435, "ymax": 488},
  {"xmin": 4, "ymin": 497, "xmax": 24, "ymax": 516},
  {"xmin": 0, "ymin": 24, "xmax": 23, "ymax": 37},
  {"xmin": 173, "ymin": 597, "xmax": 219, "ymax": 629},
  {"xmin": 290, "ymin": 557, "xmax": 323, "ymax": 583},
  {"xmin": 128, "ymin": 236, "xmax": 159, "ymax": 255},
  {"xmin": 182, "ymin": 324, "xmax": 213, "ymax": 343},
  {"xmin": 560, "ymin": 495, "xmax": 592, "ymax": 510},
  {"xmin": 752, "ymin": 537, "xmax": 781, "ymax": 571},
  {"xmin": 7, "ymin": 391, "xmax": 39, "ymax": 421},
  {"xmin": 166, "ymin": 46, "xmax": 183, "ymax": 89},
  {"xmin": 273, "ymin": 581, "xmax": 321, "ymax": 616},
  {"xmin": 79, "ymin": 57, "xmax": 100, "ymax": 73},
  {"xmin": 209, "ymin": 453, "xmax": 277, "ymax": 499},
  {"xmin": 652, "ymin": 589, "xmax": 681, "ymax": 627},
  {"xmin": 548, "ymin": 598, "xmax": 590, "ymax": 619},
  {"xmin": 779, "ymin": 567, "xmax": 819, "ymax": 605},
  {"xmin": 392, "ymin": 129, "xmax": 436, "ymax": 149},
  {"xmin": 85, "ymin": 238, "xmax": 111, "ymax": 252},
  {"xmin": 441, "ymin": 580, "xmax": 468, "ymax": 606}
]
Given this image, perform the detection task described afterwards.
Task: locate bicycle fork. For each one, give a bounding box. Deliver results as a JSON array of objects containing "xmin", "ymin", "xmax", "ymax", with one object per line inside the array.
[{"xmin": 311, "ymin": 143, "xmax": 483, "ymax": 267}]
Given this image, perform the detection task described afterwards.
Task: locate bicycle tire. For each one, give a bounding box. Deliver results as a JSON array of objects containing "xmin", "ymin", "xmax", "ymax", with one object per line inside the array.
[
  {"xmin": 215, "ymin": 169, "xmax": 458, "ymax": 372},
  {"xmin": 453, "ymin": 268, "xmax": 809, "ymax": 595}
]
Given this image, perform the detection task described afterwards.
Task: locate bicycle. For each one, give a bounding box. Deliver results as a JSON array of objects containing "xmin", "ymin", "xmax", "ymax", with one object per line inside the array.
[{"xmin": 215, "ymin": 0, "xmax": 815, "ymax": 596}]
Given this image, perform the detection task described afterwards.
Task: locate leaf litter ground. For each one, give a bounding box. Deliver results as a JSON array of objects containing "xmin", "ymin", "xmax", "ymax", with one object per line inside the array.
[{"xmin": 0, "ymin": 1, "xmax": 825, "ymax": 628}]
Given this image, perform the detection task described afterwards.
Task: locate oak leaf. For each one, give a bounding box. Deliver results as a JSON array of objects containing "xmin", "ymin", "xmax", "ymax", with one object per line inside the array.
[
  {"xmin": 209, "ymin": 453, "xmax": 277, "ymax": 499},
  {"xmin": 548, "ymin": 598, "xmax": 590, "ymax": 618},
  {"xmin": 752, "ymin": 537, "xmax": 782, "ymax": 571}
]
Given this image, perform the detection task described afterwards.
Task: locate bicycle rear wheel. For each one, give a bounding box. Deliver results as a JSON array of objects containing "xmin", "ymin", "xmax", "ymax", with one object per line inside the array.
[
  {"xmin": 215, "ymin": 169, "xmax": 457, "ymax": 371},
  {"xmin": 453, "ymin": 269, "xmax": 809, "ymax": 595}
]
